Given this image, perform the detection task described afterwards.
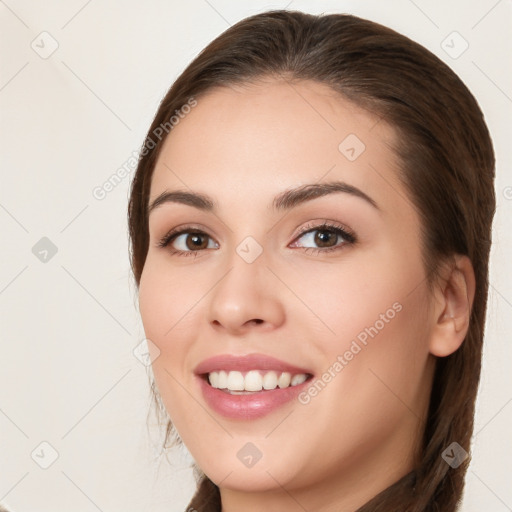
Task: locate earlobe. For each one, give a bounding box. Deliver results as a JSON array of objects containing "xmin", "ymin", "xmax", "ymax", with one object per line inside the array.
[{"xmin": 429, "ymin": 255, "xmax": 475, "ymax": 357}]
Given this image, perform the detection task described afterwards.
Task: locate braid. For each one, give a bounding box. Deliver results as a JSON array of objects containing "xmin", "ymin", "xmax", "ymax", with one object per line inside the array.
[{"xmin": 187, "ymin": 475, "xmax": 221, "ymax": 512}]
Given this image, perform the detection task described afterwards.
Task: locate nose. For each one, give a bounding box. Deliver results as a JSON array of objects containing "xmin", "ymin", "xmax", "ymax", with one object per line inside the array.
[{"xmin": 207, "ymin": 252, "xmax": 286, "ymax": 336}]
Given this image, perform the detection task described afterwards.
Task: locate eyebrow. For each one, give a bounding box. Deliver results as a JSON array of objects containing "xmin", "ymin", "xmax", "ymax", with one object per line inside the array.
[{"xmin": 147, "ymin": 180, "xmax": 379, "ymax": 215}]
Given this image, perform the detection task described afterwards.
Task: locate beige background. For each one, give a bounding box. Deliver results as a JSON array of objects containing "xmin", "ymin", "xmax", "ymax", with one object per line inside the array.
[{"xmin": 1, "ymin": 0, "xmax": 511, "ymax": 511}]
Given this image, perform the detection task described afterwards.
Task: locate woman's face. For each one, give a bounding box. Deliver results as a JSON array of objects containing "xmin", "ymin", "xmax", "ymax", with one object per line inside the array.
[{"xmin": 139, "ymin": 79, "xmax": 437, "ymax": 507}]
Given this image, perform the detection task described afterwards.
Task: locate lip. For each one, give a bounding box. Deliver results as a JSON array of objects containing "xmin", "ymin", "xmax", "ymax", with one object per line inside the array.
[
  {"xmin": 194, "ymin": 353, "xmax": 312, "ymax": 375},
  {"xmin": 194, "ymin": 353, "xmax": 313, "ymax": 420}
]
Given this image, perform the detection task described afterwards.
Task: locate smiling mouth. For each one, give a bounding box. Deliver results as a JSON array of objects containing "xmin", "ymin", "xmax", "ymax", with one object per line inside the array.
[
  {"xmin": 195, "ymin": 354, "xmax": 315, "ymax": 418},
  {"xmin": 202, "ymin": 370, "xmax": 313, "ymax": 394}
]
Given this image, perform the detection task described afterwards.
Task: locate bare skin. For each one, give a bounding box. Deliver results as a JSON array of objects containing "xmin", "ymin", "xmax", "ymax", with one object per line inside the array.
[{"xmin": 138, "ymin": 79, "xmax": 474, "ymax": 511}]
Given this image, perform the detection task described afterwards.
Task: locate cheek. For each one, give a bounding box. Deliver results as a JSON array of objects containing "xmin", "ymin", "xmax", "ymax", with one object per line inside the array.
[
  {"xmin": 295, "ymin": 266, "xmax": 432, "ymax": 430},
  {"xmin": 287, "ymin": 280, "xmax": 431, "ymax": 481},
  {"xmin": 285, "ymin": 247, "xmax": 427, "ymax": 350},
  {"xmin": 322, "ymin": 275, "xmax": 428, "ymax": 359},
  {"xmin": 138, "ymin": 256, "xmax": 203, "ymax": 352},
  {"xmin": 286, "ymin": 245, "xmax": 431, "ymax": 407},
  {"xmin": 138, "ymin": 261, "xmax": 205, "ymax": 430}
]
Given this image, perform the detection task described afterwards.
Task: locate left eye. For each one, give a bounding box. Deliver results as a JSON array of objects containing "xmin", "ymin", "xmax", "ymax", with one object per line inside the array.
[{"xmin": 291, "ymin": 226, "xmax": 354, "ymax": 250}]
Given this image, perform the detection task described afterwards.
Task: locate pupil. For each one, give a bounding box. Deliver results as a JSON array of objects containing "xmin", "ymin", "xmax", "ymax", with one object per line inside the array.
[
  {"xmin": 187, "ymin": 233, "xmax": 207, "ymax": 250},
  {"xmin": 315, "ymin": 230, "xmax": 336, "ymax": 247}
]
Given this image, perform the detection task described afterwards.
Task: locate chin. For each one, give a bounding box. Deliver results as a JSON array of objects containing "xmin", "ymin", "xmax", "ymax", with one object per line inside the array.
[{"xmin": 205, "ymin": 463, "xmax": 295, "ymax": 493}]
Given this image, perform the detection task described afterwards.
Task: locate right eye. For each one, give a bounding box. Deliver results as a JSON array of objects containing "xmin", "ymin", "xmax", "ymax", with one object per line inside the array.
[{"xmin": 158, "ymin": 228, "xmax": 219, "ymax": 256}]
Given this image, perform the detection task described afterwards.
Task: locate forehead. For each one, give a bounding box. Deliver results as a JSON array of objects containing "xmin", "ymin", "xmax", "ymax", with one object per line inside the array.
[{"xmin": 150, "ymin": 79, "xmax": 406, "ymax": 216}]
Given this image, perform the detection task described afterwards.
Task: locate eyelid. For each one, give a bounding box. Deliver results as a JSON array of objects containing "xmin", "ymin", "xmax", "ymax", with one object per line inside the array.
[
  {"xmin": 291, "ymin": 219, "xmax": 357, "ymax": 244},
  {"xmin": 156, "ymin": 223, "xmax": 218, "ymax": 247}
]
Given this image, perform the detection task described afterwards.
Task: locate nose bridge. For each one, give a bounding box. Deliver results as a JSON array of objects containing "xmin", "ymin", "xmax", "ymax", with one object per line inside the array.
[
  {"xmin": 212, "ymin": 238, "xmax": 267, "ymax": 312},
  {"xmin": 207, "ymin": 236, "xmax": 285, "ymax": 332},
  {"xmin": 219, "ymin": 229, "xmax": 269, "ymax": 291}
]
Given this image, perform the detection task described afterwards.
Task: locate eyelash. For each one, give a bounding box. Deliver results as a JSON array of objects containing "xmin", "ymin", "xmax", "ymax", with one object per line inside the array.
[{"xmin": 156, "ymin": 221, "xmax": 357, "ymax": 258}]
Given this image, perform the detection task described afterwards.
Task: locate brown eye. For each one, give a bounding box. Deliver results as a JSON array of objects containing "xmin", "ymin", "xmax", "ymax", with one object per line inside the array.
[
  {"xmin": 184, "ymin": 233, "xmax": 209, "ymax": 250},
  {"xmin": 314, "ymin": 229, "xmax": 338, "ymax": 247},
  {"xmin": 163, "ymin": 230, "xmax": 219, "ymax": 254},
  {"xmin": 292, "ymin": 225, "xmax": 354, "ymax": 251}
]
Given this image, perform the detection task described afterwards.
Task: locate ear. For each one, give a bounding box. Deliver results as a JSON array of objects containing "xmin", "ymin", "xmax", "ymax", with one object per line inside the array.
[{"xmin": 429, "ymin": 255, "xmax": 476, "ymax": 357}]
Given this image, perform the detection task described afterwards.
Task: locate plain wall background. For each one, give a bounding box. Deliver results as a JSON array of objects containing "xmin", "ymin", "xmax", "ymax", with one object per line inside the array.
[{"xmin": 1, "ymin": 1, "xmax": 511, "ymax": 511}]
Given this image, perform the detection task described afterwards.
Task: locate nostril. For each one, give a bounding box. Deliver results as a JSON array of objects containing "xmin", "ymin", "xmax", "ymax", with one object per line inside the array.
[{"xmin": 242, "ymin": 318, "xmax": 264, "ymax": 327}]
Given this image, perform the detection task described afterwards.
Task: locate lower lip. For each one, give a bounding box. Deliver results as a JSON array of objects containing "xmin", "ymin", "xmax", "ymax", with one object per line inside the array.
[{"xmin": 197, "ymin": 376, "xmax": 311, "ymax": 420}]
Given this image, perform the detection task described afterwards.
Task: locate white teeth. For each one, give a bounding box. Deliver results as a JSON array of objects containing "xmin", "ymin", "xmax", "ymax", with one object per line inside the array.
[
  {"xmin": 244, "ymin": 370, "xmax": 263, "ymax": 391},
  {"xmin": 291, "ymin": 373, "xmax": 307, "ymax": 386},
  {"xmin": 208, "ymin": 371, "xmax": 219, "ymax": 388},
  {"xmin": 262, "ymin": 371, "xmax": 278, "ymax": 390},
  {"xmin": 207, "ymin": 370, "xmax": 308, "ymax": 392},
  {"xmin": 218, "ymin": 370, "xmax": 228, "ymax": 389},
  {"xmin": 227, "ymin": 370, "xmax": 245, "ymax": 391},
  {"xmin": 278, "ymin": 372, "xmax": 291, "ymax": 388}
]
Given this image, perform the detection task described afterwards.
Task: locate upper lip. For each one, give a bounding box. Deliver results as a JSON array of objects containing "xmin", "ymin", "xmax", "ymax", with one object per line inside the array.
[{"xmin": 194, "ymin": 353, "xmax": 313, "ymax": 376}]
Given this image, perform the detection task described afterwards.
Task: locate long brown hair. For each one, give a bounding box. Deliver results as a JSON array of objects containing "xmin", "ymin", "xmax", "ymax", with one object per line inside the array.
[{"xmin": 128, "ymin": 10, "xmax": 495, "ymax": 511}]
